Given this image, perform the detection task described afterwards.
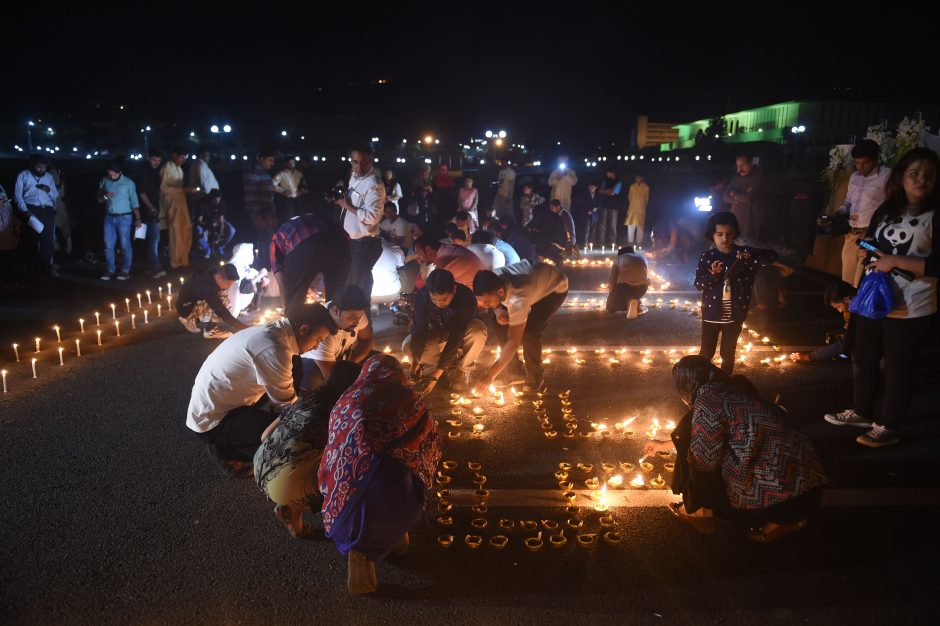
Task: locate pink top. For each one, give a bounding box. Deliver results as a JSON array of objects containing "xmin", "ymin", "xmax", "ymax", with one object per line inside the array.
[
  {"xmin": 459, "ymin": 187, "xmax": 478, "ymax": 211},
  {"xmin": 434, "ymin": 244, "xmax": 485, "ymax": 288}
]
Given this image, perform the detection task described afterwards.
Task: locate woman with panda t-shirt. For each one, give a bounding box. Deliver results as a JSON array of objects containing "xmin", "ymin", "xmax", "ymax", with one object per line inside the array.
[{"xmin": 824, "ymin": 148, "xmax": 938, "ymax": 447}]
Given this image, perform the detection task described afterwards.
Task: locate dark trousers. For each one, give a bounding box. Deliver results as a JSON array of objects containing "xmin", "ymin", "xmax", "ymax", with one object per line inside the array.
[
  {"xmin": 852, "ymin": 314, "xmax": 932, "ymax": 430},
  {"xmin": 22, "ymin": 204, "xmax": 56, "ymax": 275},
  {"xmin": 597, "ymin": 208, "xmax": 618, "ymax": 245},
  {"xmin": 282, "ymin": 234, "xmax": 351, "ymax": 312},
  {"xmin": 348, "ymin": 236, "xmax": 382, "ymax": 300},
  {"xmin": 249, "ymin": 210, "xmax": 277, "ymax": 270},
  {"xmin": 197, "ymin": 404, "xmax": 275, "ymax": 463},
  {"xmin": 606, "ymin": 283, "xmax": 649, "ymax": 312},
  {"xmin": 521, "ymin": 291, "xmax": 567, "ymax": 378},
  {"xmin": 700, "ymin": 320, "xmax": 744, "ymax": 374}
]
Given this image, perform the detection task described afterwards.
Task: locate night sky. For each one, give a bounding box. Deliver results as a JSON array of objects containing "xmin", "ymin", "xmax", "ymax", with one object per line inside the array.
[{"xmin": 4, "ymin": 4, "xmax": 936, "ymax": 152}]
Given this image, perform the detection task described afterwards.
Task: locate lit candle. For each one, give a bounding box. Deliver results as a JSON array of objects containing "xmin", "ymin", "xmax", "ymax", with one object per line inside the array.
[
  {"xmin": 630, "ymin": 474, "xmax": 645, "ymax": 488},
  {"xmin": 179, "ymin": 277, "xmax": 184, "ymax": 285},
  {"xmin": 167, "ymin": 295, "xmax": 172, "ymax": 310},
  {"xmin": 144, "ymin": 310, "xmax": 149, "ymax": 324},
  {"xmin": 115, "ymin": 321, "xmax": 120, "ymax": 337},
  {"xmin": 58, "ymin": 346, "xmax": 64, "ymax": 366},
  {"xmin": 158, "ymin": 286, "xmax": 163, "ymax": 299},
  {"xmin": 97, "ymin": 330, "xmax": 102, "ymax": 346},
  {"xmin": 137, "ymin": 293, "xmax": 143, "ymax": 308},
  {"xmin": 473, "ymin": 423, "xmax": 484, "ymax": 434},
  {"xmin": 166, "ymin": 282, "xmax": 172, "ymax": 297},
  {"xmin": 157, "ymin": 304, "xmax": 162, "ymax": 317},
  {"xmin": 12, "ymin": 343, "xmax": 19, "ymax": 362},
  {"xmin": 1, "ymin": 369, "xmax": 6, "ymax": 393},
  {"xmin": 110, "ymin": 303, "xmax": 116, "ymax": 320},
  {"xmin": 131, "ymin": 314, "xmax": 136, "ymax": 329},
  {"xmin": 125, "ymin": 298, "xmax": 131, "ymax": 313},
  {"xmin": 31, "ymin": 358, "xmax": 37, "ymax": 379},
  {"xmin": 95, "ymin": 312, "xmax": 101, "ymax": 326},
  {"xmin": 75, "ymin": 339, "xmax": 81, "ymax": 357},
  {"xmin": 35, "ymin": 337, "xmax": 41, "ymax": 353},
  {"xmin": 54, "ymin": 325, "xmax": 61, "ymax": 342},
  {"xmin": 146, "ymin": 290, "xmax": 152, "ymax": 304},
  {"xmin": 79, "ymin": 318, "xmax": 85, "ymax": 333}
]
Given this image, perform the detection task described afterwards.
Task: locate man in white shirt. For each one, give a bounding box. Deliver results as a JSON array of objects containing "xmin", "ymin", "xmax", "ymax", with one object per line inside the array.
[
  {"xmin": 186, "ymin": 303, "xmax": 338, "ymax": 474},
  {"xmin": 333, "ymin": 143, "xmax": 385, "ymax": 298},
  {"xmin": 838, "ymin": 140, "xmax": 890, "ymax": 287},
  {"xmin": 548, "ymin": 158, "xmax": 578, "ymax": 211},
  {"xmin": 13, "ymin": 154, "xmax": 59, "ymax": 276},
  {"xmin": 472, "ymin": 261, "xmax": 569, "ymax": 393},
  {"xmin": 273, "ymin": 157, "xmax": 306, "ymax": 221},
  {"xmin": 379, "ymin": 201, "xmax": 412, "ymax": 249},
  {"xmin": 494, "ymin": 163, "xmax": 516, "ymax": 218},
  {"xmin": 299, "ymin": 285, "xmax": 375, "ymax": 389}
]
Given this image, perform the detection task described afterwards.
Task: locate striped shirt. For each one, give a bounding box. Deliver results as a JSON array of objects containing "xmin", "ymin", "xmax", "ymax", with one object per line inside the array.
[
  {"xmin": 243, "ymin": 164, "xmax": 274, "ymax": 214},
  {"xmin": 269, "ymin": 213, "xmax": 325, "ymax": 273}
]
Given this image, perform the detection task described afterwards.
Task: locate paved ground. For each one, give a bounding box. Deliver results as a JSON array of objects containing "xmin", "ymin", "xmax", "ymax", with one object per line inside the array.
[{"xmin": 2, "ymin": 256, "xmax": 939, "ymax": 625}]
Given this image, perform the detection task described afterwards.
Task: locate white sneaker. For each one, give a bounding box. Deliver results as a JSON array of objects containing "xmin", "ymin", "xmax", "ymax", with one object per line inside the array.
[
  {"xmin": 178, "ymin": 316, "xmax": 201, "ymax": 334},
  {"xmin": 856, "ymin": 423, "xmax": 900, "ymax": 448},
  {"xmin": 626, "ymin": 299, "xmax": 639, "ymax": 320},
  {"xmin": 824, "ymin": 409, "xmax": 872, "ymax": 428},
  {"xmin": 637, "ymin": 304, "xmax": 649, "ymax": 316},
  {"xmin": 152, "ymin": 270, "xmax": 167, "ymax": 278},
  {"xmin": 100, "ymin": 273, "xmax": 113, "ymax": 281}
]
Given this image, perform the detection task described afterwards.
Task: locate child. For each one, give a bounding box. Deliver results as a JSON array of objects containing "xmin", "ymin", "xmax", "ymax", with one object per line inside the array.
[
  {"xmin": 694, "ymin": 212, "xmax": 776, "ymax": 373},
  {"xmin": 790, "ymin": 281, "xmax": 856, "ymax": 363}
]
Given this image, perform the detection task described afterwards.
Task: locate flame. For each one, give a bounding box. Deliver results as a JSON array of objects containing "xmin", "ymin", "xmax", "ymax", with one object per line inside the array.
[
  {"xmin": 630, "ymin": 474, "xmax": 645, "ymax": 487},
  {"xmin": 608, "ymin": 475, "xmax": 623, "ymax": 487}
]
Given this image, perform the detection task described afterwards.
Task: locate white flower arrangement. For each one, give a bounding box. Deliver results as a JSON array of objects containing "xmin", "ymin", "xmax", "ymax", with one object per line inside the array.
[
  {"xmin": 895, "ymin": 115, "xmax": 930, "ymax": 160},
  {"xmin": 822, "ymin": 144, "xmax": 853, "ymax": 189}
]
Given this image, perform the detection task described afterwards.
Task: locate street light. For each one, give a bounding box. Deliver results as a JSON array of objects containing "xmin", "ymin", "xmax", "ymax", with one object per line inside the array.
[
  {"xmin": 26, "ymin": 121, "xmax": 35, "ymax": 153},
  {"xmin": 498, "ymin": 130, "xmax": 507, "ymax": 138},
  {"xmin": 424, "ymin": 135, "xmax": 434, "ymax": 144},
  {"xmin": 210, "ymin": 125, "xmax": 220, "ymax": 133},
  {"xmin": 485, "ymin": 130, "xmax": 493, "ymax": 138},
  {"xmin": 281, "ymin": 130, "xmax": 287, "ymax": 137},
  {"xmin": 222, "ymin": 124, "xmax": 231, "ymax": 133}
]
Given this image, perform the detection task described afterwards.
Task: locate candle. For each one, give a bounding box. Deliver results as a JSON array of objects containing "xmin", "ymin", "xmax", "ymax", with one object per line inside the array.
[
  {"xmin": 95, "ymin": 312, "xmax": 101, "ymax": 326},
  {"xmin": 158, "ymin": 286, "xmax": 163, "ymax": 299},
  {"xmin": 144, "ymin": 310, "xmax": 149, "ymax": 324},
  {"xmin": 167, "ymin": 282, "xmax": 172, "ymax": 297},
  {"xmin": 75, "ymin": 339, "xmax": 81, "ymax": 357},
  {"xmin": 54, "ymin": 325, "xmax": 61, "ymax": 342},
  {"xmin": 110, "ymin": 303, "xmax": 116, "ymax": 320},
  {"xmin": 179, "ymin": 277, "xmax": 184, "ymax": 285},
  {"xmin": 115, "ymin": 321, "xmax": 120, "ymax": 337},
  {"xmin": 58, "ymin": 347, "xmax": 64, "ymax": 366},
  {"xmin": 1, "ymin": 369, "xmax": 6, "ymax": 393},
  {"xmin": 125, "ymin": 298, "xmax": 130, "ymax": 312},
  {"xmin": 12, "ymin": 343, "xmax": 19, "ymax": 362},
  {"xmin": 137, "ymin": 293, "xmax": 142, "ymax": 308},
  {"xmin": 131, "ymin": 314, "xmax": 136, "ymax": 329},
  {"xmin": 79, "ymin": 318, "xmax": 85, "ymax": 333},
  {"xmin": 157, "ymin": 304, "xmax": 162, "ymax": 317},
  {"xmin": 35, "ymin": 337, "xmax": 40, "ymax": 353},
  {"xmin": 167, "ymin": 295, "xmax": 172, "ymax": 310},
  {"xmin": 31, "ymin": 358, "xmax": 37, "ymax": 379},
  {"xmin": 97, "ymin": 330, "xmax": 102, "ymax": 346},
  {"xmin": 146, "ymin": 290, "xmax": 152, "ymax": 304},
  {"xmin": 473, "ymin": 423, "xmax": 484, "ymax": 434}
]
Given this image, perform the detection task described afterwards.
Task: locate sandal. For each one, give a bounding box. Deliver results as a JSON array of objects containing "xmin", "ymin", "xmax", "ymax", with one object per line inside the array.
[
  {"xmin": 747, "ymin": 519, "xmax": 807, "ymax": 543},
  {"xmin": 667, "ymin": 502, "xmax": 716, "ymax": 534}
]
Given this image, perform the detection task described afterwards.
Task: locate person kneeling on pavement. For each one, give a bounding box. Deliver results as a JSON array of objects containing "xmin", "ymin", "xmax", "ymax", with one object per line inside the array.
[
  {"xmin": 177, "ymin": 263, "xmax": 250, "ymax": 338},
  {"xmin": 186, "ymin": 302, "xmax": 338, "ymax": 476},
  {"xmin": 606, "ymin": 245, "xmax": 650, "ymax": 318},
  {"xmin": 254, "ymin": 360, "xmax": 361, "ymax": 539},
  {"xmin": 403, "ymin": 268, "xmax": 487, "ymax": 394},
  {"xmin": 789, "ymin": 281, "xmax": 856, "ymax": 363},
  {"xmin": 299, "ymin": 285, "xmax": 375, "ymax": 390}
]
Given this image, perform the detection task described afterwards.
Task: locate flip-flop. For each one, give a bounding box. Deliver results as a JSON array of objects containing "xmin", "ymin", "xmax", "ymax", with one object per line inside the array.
[
  {"xmin": 667, "ymin": 502, "xmax": 716, "ymax": 534},
  {"xmin": 747, "ymin": 519, "xmax": 807, "ymax": 543}
]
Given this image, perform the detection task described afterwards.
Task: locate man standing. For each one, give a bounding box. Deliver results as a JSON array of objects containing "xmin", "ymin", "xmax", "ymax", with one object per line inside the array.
[
  {"xmin": 137, "ymin": 148, "xmax": 166, "ymax": 277},
  {"xmin": 273, "ymin": 157, "xmax": 305, "ymax": 222},
  {"xmin": 494, "ymin": 162, "xmax": 516, "ymax": 219},
  {"xmin": 724, "ymin": 154, "xmax": 766, "ymax": 241},
  {"xmin": 13, "ymin": 154, "xmax": 59, "ymax": 276},
  {"xmin": 576, "ymin": 181, "xmax": 602, "ymax": 247},
  {"xmin": 548, "ymin": 158, "xmax": 578, "ymax": 211},
  {"xmin": 333, "ymin": 143, "xmax": 385, "ymax": 299},
  {"xmin": 270, "ymin": 212, "xmax": 350, "ymax": 312},
  {"xmin": 300, "ymin": 286, "xmax": 374, "ymax": 390},
  {"xmin": 597, "ymin": 167, "xmax": 622, "ymax": 246},
  {"xmin": 187, "ymin": 146, "xmax": 219, "ymax": 214},
  {"xmin": 625, "ymin": 174, "xmax": 650, "ymax": 244},
  {"xmin": 160, "ymin": 146, "xmax": 195, "ymax": 271},
  {"xmin": 472, "ymin": 261, "xmax": 568, "ymax": 393},
  {"xmin": 244, "ymin": 149, "xmax": 277, "ymax": 269},
  {"xmin": 404, "ymin": 268, "xmax": 487, "ymax": 394},
  {"xmin": 97, "ymin": 161, "xmax": 140, "ymax": 280},
  {"xmin": 186, "ymin": 302, "xmax": 338, "ymax": 474},
  {"xmin": 837, "ymin": 140, "xmax": 889, "ymax": 287},
  {"xmin": 413, "ymin": 234, "xmax": 484, "ymax": 289}
]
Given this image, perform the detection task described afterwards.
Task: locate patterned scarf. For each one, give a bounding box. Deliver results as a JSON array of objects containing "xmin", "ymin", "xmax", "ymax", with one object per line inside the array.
[{"xmin": 318, "ymin": 355, "xmax": 441, "ymax": 534}]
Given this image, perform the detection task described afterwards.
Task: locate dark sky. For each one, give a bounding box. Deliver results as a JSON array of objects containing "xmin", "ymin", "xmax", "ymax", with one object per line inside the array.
[{"xmin": 5, "ymin": 4, "xmax": 936, "ymax": 152}]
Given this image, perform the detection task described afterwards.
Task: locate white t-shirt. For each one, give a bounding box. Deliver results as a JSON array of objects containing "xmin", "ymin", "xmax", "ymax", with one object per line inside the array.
[
  {"xmin": 186, "ymin": 319, "xmax": 299, "ymax": 433},
  {"xmin": 380, "ymin": 215, "xmax": 410, "ymax": 244},
  {"xmin": 303, "ymin": 302, "xmax": 370, "ymax": 362},
  {"xmin": 372, "ymin": 240, "xmax": 405, "ymax": 299},
  {"xmin": 870, "ymin": 208, "xmax": 936, "ymax": 319},
  {"xmin": 495, "ymin": 261, "xmax": 569, "ymax": 326},
  {"xmin": 468, "ymin": 243, "xmax": 506, "ymax": 271}
]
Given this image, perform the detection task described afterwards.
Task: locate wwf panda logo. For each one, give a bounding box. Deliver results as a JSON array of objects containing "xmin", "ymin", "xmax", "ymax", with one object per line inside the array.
[{"xmin": 878, "ymin": 216, "xmax": 919, "ymax": 256}]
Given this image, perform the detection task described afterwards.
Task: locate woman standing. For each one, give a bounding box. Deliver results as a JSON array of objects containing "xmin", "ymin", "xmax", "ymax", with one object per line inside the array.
[
  {"xmin": 319, "ymin": 355, "xmax": 441, "ymax": 594},
  {"xmin": 825, "ymin": 148, "xmax": 938, "ymax": 447},
  {"xmin": 383, "ymin": 169, "xmax": 403, "ymax": 212},
  {"xmin": 458, "ymin": 176, "xmax": 480, "ymax": 227}
]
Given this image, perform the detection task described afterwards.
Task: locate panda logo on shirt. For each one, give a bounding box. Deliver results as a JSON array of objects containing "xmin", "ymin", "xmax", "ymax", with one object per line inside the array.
[{"xmin": 876, "ymin": 216, "xmax": 919, "ymax": 256}]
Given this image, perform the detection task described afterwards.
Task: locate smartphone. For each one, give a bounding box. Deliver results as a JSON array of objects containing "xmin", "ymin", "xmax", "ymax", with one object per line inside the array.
[{"xmin": 856, "ymin": 239, "xmax": 915, "ymax": 280}]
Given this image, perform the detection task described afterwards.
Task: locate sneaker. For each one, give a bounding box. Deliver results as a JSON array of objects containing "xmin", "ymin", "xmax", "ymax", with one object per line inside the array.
[
  {"xmin": 637, "ymin": 304, "xmax": 649, "ymax": 316},
  {"xmin": 152, "ymin": 270, "xmax": 167, "ymax": 279},
  {"xmin": 203, "ymin": 328, "xmax": 233, "ymax": 340},
  {"xmin": 448, "ymin": 370, "xmax": 471, "ymax": 393},
  {"xmin": 179, "ymin": 316, "xmax": 201, "ymax": 334},
  {"xmin": 627, "ymin": 299, "xmax": 639, "ymax": 320},
  {"xmin": 116, "ymin": 272, "xmax": 130, "ymax": 281},
  {"xmin": 856, "ymin": 423, "xmax": 900, "ymax": 448},
  {"xmin": 100, "ymin": 273, "xmax": 114, "ymax": 281},
  {"xmin": 522, "ymin": 372, "xmax": 545, "ymax": 393},
  {"xmin": 824, "ymin": 408, "xmax": 872, "ymax": 428}
]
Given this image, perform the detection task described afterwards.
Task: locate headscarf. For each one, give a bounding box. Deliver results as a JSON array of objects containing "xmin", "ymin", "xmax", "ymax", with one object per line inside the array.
[{"xmin": 318, "ymin": 355, "xmax": 440, "ymax": 534}]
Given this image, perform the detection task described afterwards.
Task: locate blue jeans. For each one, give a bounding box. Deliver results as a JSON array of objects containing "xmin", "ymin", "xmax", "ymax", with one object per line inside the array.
[
  {"xmin": 196, "ymin": 219, "xmax": 236, "ymax": 257},
  {"xmin": 103, "ymin": 213, "xmax": 133, "ymax": 274},
  {"xmin": 144, "ymin": 221, "xmax": 161, "ymax": 271}
]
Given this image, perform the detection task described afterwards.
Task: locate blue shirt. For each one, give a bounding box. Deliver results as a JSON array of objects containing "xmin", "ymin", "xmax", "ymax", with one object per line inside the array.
[
  {"xmin": 493, "ymin": 236, "xmax": 521, "ymax": 264},
  {"xmin": 99, "ymin": 175, "xmax": 140, "ymax": 215},
  {"xmin": 694, "ymin": 245, "xmax": 776, "ymax": 323},
  {"xmin": 13, "ymin": 169, "xmax": 58, "ymax": 212}
]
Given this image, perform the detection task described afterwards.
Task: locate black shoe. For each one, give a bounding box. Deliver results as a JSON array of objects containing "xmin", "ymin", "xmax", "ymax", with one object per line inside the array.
[{"xmin": 522, "ymin": 372, "xmax": 545, "ymax": 393}]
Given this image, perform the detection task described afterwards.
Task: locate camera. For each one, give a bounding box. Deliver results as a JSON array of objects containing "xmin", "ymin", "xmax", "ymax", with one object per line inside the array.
[
  {"xmin": 324, "ymin": 185, "xmax": 346, "ymax": 203},
  {"xmin": 816, "ymin": 213, "xmax": 850, "ymax": 236}
]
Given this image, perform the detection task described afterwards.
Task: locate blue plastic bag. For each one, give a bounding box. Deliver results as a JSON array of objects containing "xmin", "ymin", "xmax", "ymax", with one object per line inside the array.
[{"xmin": 849, "ymin": 271, "xmax": 894, "ymax": 319}]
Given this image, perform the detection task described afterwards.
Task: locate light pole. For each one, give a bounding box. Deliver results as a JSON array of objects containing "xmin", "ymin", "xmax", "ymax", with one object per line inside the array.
[
  {"xmin": 26, "ymin": 121, "xmax": 35, "ymax": 154},
  {"xmin": 141, "ymin": 125, "xmax": 151, "ymax": 154}
]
